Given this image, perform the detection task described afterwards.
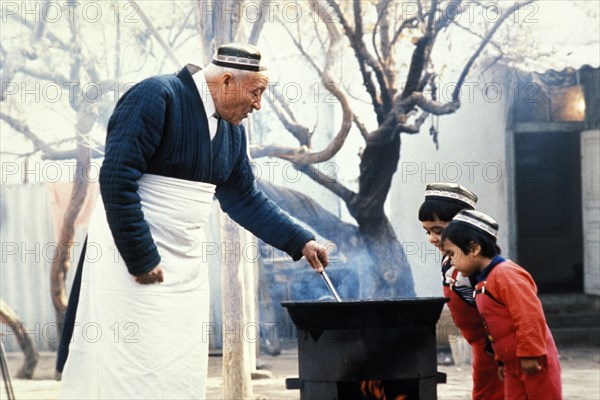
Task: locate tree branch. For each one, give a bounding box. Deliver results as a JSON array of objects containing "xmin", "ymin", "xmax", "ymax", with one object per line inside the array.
[
  {"xmin": 426, "ymin": 0, "xmax": 438, "ymax": 33},
  {"xmin": 258, "ymin": 2, "xmax": 355, "ymax": 165},
  {"xmin": 0, "ymin": 300, "xmax": 38, "ymax": 379},
  {"xmin": 249, "ymin": 144, "xmax": 300, "ymax": 160},
  {"xmin": 268, "ymin": 95, "xmax": 312, "ymax": 147},
  {"xmin": 278, "ymin": 14, "xmax": 323, "ymax": 73},
  {"xmin": 42, "ymin": 147, "xmax": 105, "ymax": 160},
  {"xmin": 434, "ymin": 0, "xmax": 463, "ymax": 32},
  {"xmin": 277, "ymin": 1, "xmax": 354, "ymax": 164},
  {"xmin": 351, "ymin": 0, "xmax": 393, "ymax": 110},
  {"xmin": 389, "ymin": 17, "xmax": 419, "ymax": 47},
  {"xmin": 256, "ymin": 180, "xmax": 359, "ymax": 246},
  {"xmin": 451, "ymin": 20, "xmax": 503, "ymax": 54},
  {"xmin": 19, "ymin": 66, "xmax": 68, "ymax": 83},
  {"xmin": 8, "ymin": 13, "xmax": 69, "ymax": 50},
  {"xmin": 416, "ymin": 0, "xmax": 424, "ymax": 21},
  {"xmin": 0, "ymin": 112, "xmax": 104, "ymax": 160},
  {"xmin": 368, "ymin": 91, "xmax": 457, "ymax": 143},
  {"xmin": 0, "ymin": 112, "xmax": 56, "ymax": 155},
  {"xmin": 452, "ymin": 0, "xmax": 534, "ymax": 102},
  {"xmin": 396, "ymin": 111, "xmax": 430, "ymax": 134},
  {"xmin": 353, "ymin": 115, "xmax": 370, "ymax": 140},
  {"xmin": 248, "ymin": 0, "xmax": 270, "ymax": 45},
  {"xmin": 325, "ymin": 0, "xmax": 388, "ymax": 118},
  {"xmin": 375, "ymin": 0, "xmax": 399, "ymax": 94},
  {"xmin": 167, "ymin": 7, "xmax": 196, "ymax": 50},
  {"xmin": 400, "ymin": 0, "xmax": 438, "ymax": 99},
  {"xmin": 132, "ymin": 1, "xmax": 181, "ymax": 69},
  {"xmin": 372, "ymin": 0, "xmax": 391, "ymax": 67},
  {"xmin": 400, "ymin": 92, "xmax": 460, "ymax": 114},
  {"xmin": 294, "ymin": 164, "xmax": 356, "ymax": 203}
]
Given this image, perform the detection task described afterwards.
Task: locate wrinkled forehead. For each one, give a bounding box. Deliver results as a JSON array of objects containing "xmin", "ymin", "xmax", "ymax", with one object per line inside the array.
[
  {"xmin": 243, "ymin": 71, "xmax": 269, "ymax": 88},
  {"xmin": 240, "ymin": 71, "xmax": 269, "ymax": 92}
]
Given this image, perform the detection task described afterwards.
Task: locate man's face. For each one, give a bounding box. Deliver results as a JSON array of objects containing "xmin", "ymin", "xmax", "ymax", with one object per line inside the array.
[{"xmin": 216, "ymin": 72, "xmax": 269, "ymax": 125}]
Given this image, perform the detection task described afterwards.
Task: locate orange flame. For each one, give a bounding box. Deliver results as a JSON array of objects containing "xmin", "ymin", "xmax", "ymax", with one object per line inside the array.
[
  {"xmin": 361, "ymin": 380, "xmax": 386, "ymax": 399},
  {"xmin": 360, "ymin": 380, "xmax": 407, "ymax": 400}
]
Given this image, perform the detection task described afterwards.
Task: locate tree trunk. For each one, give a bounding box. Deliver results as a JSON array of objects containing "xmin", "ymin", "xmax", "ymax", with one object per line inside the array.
[
  {"xmin": 358, "ymin": 216, "xmax": 415, "ymax": 297},
  {"xmin": 204, "ymin": 3, "xmax": 256, "ymax": 396},
  {"xmin": 351, "ymin": 134, "xmax": 416, "ymax": 296},
  {"xmin": 220, "ymin": 213, "xmax": 252, "ymax": 399},
  {"xmin": 260, "ymin": 132, "xmax": 417, "ymax": 297},
  {"xmin": 257, "ymin": 179, "xmax": 415, "ymax": 297},
  {"xmin": 256, "ymin": 181, "xmax": 361, "ymax": 251},
  {"xmin": 0, "ymin": 300, "xmax": 38, "ymax": 379},
  {"xmin": 50, "ymin": 107, "xmax": 94, "ymax": 336}
]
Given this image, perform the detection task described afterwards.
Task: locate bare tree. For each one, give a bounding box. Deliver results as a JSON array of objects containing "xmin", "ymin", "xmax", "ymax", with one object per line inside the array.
[
  {"xmin": 247, "ymin": 0, "xmax": 534, "ymax": 296},
  {"xmin": 0, "ymin": 300, "xmax": 38, "ymax": 378},
  {"xmin": 0, "ymin": 1, "xmax": 198, "ymax": 365}
]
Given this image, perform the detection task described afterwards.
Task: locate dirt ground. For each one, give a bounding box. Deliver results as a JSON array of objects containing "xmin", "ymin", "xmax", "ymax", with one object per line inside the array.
[{"xmin": 2, "ymin": 345, "xmax": 599, "ymax": 399}]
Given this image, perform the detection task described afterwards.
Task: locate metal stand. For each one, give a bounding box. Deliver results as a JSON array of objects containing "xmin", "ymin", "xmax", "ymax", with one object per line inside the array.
[{"xmin": 0, "ymin": 341, "xmax": 16, "ymax": 400}]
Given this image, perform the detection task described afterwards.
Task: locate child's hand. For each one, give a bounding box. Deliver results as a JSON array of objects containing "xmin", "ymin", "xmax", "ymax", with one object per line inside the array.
[
  {"xmin": 497, "ymin": 365, "xmax": 504, "ymax": 381},
  {"xmin": 520, "ymin": 357, "xmax": 541, "ymax": 375}
]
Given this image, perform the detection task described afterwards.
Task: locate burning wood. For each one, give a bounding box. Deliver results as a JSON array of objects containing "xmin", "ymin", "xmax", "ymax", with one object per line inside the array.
[{"xmin": 360, "ymin": 380, "xmax": 407, "ymax": 400}]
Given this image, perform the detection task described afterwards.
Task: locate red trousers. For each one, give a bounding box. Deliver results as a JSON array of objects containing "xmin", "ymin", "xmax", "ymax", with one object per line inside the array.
[
  {"xmin": 471, "ymin": 338, "xmax": 504, "ymax": 400},
  {"xmin": 444, "ymin": 286, "xmax": 504, "ymax": 400},
  {"xmin": 502, "ymin": 344, "xmax": 562, "ymax": 399}
]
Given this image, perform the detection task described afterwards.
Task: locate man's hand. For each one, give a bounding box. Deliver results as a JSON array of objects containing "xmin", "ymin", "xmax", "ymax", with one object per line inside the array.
[
  {"xmin": 135, "ymin": 265, "xmax": 165, "ymax": 285},
  {"xmin": 302, "ymin": 240, "xmax": 329, "ymax": 273},
  {"xmin": 520, "ymin": 357, "xmax": 541, "ymax": 375}
]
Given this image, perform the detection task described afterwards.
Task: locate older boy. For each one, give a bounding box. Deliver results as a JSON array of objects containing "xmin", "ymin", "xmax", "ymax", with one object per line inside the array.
[{"xmin": 418, "ymin": 183, "xmax": 503, "ymax": 400}]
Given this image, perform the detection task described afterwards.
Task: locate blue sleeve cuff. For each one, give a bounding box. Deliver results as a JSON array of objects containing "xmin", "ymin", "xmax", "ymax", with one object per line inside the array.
[{"xmin": 286, "ymin": 229, "xmax": 316, "ymax": 261}]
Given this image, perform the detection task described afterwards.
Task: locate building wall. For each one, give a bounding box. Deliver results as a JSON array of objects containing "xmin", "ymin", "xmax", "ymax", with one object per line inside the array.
[
  {"xmin": 1, "ymin": 183, "xmax": 87, "ymax": 352},
  {"xmin": 389, "ymin": 71, "xmax": 513, "ymax": 297},
  {"xmin": 581, "ymin": 130, "xmax": 600, "ymax": 296}
]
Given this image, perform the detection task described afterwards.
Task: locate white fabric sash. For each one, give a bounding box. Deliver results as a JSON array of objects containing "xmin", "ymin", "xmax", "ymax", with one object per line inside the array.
[{"xmin": 61, "ymin": 174, "xmax": 216, "ymax": 400}]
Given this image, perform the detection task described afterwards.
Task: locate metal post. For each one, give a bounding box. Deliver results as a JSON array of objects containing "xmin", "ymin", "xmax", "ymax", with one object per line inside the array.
[{"xmin": 0, "ymin": 341, "xmax": 16, "ymax": 400}]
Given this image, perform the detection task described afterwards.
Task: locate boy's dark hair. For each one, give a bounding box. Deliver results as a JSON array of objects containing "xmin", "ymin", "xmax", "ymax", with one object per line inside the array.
[
  {"xmin": 442, "ymin": 223, "xmax": 501, "ymax": 258},
  {"xmin": 418, "ymin": 183, "xmax": 478, "ymax": 222},
  {"xmin": 418, "ymin": 199, "xmax": 474, "ymax": 222}
]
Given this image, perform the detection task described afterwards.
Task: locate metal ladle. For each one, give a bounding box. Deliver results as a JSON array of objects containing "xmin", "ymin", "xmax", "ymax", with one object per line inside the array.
[{"xmin": 319, "ymin": 269, "xmax": 342, "ymax": 302}]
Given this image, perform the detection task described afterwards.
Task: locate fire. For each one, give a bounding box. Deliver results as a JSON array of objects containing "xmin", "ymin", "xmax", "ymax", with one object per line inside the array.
[
  {"xmin": 361, "ymin": 380, "xmax": 385, "ymax": 399},
  {"xmin": 360, "ymin": 380, "xmax": 407, "ymax": 400}
]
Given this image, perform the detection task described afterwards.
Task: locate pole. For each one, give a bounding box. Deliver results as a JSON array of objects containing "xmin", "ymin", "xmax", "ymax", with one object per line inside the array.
[{"xmin": 0, "ymin": 341, "xmax": 16, "ymax": 400}]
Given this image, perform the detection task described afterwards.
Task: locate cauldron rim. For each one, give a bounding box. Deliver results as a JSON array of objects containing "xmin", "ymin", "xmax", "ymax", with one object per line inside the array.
[
  {"xmin": 281, "ymin": 296, "xmax": 449, "ymax": 307},
  {"xmin": 281, "ymin": 296, "xmax": 449, "ymax": 330}
]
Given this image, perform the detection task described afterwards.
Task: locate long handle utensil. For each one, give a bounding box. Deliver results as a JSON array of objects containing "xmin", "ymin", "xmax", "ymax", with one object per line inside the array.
[{"xmin": 320, "ymin": 270, "xmax": 342, "ymax": 302}]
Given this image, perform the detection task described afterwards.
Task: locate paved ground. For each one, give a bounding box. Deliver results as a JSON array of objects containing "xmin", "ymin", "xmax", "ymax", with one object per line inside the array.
[{"xmin": 2, "ymin": 346, "xmax": 599, "ymax": 399}]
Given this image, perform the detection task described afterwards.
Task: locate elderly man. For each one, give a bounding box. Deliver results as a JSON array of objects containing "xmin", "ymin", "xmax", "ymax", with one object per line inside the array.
[{"xmin": 59, "ymin": 43, "xmax": 328, "ymax": 399}]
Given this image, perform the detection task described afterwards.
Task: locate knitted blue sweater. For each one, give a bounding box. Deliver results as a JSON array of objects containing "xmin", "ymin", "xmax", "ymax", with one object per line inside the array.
[{"xmin": 99, "ymin": 66, "xmax": 314, "ymax": 275}]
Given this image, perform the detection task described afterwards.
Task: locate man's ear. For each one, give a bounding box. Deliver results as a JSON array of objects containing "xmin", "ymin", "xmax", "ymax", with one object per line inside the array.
[
  {"xmin": 469, "ymin": 242, "xmax": 482, "ymax": 256},
  {"xmin": 221, "ymin": 72, "xmax": 233, "ymax": 88}
]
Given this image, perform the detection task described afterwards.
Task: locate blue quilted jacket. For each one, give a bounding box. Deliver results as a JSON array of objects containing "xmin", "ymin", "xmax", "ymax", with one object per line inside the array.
[{"xmin": 99, "ymin": 65, "xmax": 314, "ymax": 275}]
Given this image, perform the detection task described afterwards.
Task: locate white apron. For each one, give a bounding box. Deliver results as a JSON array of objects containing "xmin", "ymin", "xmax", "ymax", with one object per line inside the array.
[{"xmin": 61, "ymin": 174, "xmax": 215, "ymax": 400}]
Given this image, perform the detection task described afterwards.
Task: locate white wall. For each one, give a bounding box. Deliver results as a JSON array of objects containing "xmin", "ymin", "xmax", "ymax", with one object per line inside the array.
[
  {"xmin": 1, "ymin": 183, "xmax": 86, "ymax": 352},
  {"xmin": 581, "ymin": 130, "xmax": 600, "ymax": 296},
  {"xmin": 388, "ymin": 70, "xmax": 513, "ymax": 296}
]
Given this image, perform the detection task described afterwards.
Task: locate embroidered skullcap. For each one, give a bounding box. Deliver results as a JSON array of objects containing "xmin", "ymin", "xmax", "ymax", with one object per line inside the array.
[
  {"xmin": 211, "ymin": 43, "xmax": 266, "ymax": 72},
  {"xmin": 424, "ymin": 183, "xmax": 478, "ymax": 208},
  {"xmin": 451, "ymin": 210, "xmax": 499, "ymax": 239}
]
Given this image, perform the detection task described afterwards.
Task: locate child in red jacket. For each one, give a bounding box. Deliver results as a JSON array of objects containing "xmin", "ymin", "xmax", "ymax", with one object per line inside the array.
[
  {"xmin": 442, "ymin": 209, "xmax": 562, "ymax": 399},
  {"xmin": 418, "ymin": 183, "xmax": 503, "ymax": 400}
]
